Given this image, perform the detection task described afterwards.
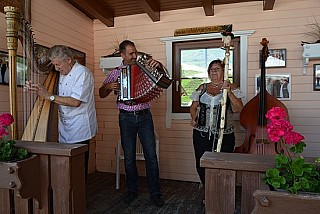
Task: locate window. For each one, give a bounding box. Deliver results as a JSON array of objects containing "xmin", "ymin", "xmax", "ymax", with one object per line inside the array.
[
  {"xmin": 160, "ymin": 30, "xmax": 253, "ymax": 127},
  {"xmin": 172, "ymin": 38, "xmax": 240, "ymax": 113}
]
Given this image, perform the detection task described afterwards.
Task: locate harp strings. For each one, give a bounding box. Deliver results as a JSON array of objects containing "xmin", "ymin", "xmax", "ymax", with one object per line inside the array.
[
  {"xmin": 18, "ymin": 14, "xmax": 40, "ymax": 139},
  {"xmin": 18, "ymin": 14, "xmax": 56, "ymax": 141}
]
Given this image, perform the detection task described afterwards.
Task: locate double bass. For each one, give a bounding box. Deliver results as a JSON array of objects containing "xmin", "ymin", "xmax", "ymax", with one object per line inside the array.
[{"xmin": 234, "ymin": 38, "xmax": 288, "ymax": 155}]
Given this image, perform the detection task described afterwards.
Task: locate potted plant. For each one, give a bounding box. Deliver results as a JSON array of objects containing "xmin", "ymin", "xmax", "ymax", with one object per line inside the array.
[
  {"xmin": 0, "ymin": 113, "xmax": 40, "ymax": 200},
  {"xmin": 301, "ymin": 17, "xmax": 320, "ymax": 73},
  {"xmin": 252, "ymin": 107, "xmax": 320, "ymax": 213},
  {"xmin": 263, "ymin": 107, "xmax": 320, "ymax": 194},
  {"xmin": 0, "ymin": 113, "xmax": 29, "ymax": 161},
  {"xmin": 304, "ymin": 16, "xmax": 320, "ymax": 44}
]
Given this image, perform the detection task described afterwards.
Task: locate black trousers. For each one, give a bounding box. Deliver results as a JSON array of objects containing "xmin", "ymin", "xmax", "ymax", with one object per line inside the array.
[{"xmin": 192, "ymin": 129, "xmax": 235, "ymax": 185}]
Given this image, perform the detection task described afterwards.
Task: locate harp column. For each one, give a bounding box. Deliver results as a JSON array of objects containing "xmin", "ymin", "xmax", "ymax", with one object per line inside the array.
[{"xmin": 4, "ymin": 6, "xmax": 20, "ymax": 139}]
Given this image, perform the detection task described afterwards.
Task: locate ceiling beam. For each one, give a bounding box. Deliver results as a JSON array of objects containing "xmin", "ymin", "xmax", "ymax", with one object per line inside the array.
[
  {"xmin": 137, "ymin": 0, "xmax": 160, "ymax": 22},
  {"xmin": 202, "ymin": 0, "xmax": 214, "ymax": 16},
  {"xmin": 263, "ymin": 0, "xmax": 275, "ymax": 10},
  {"xmin": 66, "ymin": 0, "xmax": 114, "ymax": 27}
]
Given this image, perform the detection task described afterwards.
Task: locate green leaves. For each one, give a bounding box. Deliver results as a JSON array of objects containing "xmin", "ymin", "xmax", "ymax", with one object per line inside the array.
[
  {"xmin": 289, "ymin": 141, "xmax": 306, "ymax": 154},
  {"xmin": 264, "ymin": 142, "xmax": 320, "ymax": 194},
  {"xmin": 264, "ymin": 168, "xmax": 286, "ymax": 189},
  {"xmin": 0, "ymin": 140, "xmax": 28, "ymax": 162}
]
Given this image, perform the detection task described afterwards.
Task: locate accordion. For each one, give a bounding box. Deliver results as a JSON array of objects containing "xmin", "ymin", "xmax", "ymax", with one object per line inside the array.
[{"xmin": 119, "ymin": 54, "xmax": 172, "ymax": 103}]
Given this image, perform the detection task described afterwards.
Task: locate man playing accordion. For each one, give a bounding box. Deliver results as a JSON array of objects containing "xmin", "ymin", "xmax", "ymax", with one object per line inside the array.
[{"xmin": 99, "ymin": 40, "xmax": 164, "ymax": 207}]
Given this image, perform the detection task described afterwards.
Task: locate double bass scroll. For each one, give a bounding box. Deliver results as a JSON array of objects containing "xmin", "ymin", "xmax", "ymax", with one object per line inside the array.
[{"xmin": 234, "ymin": 38, "xmax": 288, "ymax": 155}]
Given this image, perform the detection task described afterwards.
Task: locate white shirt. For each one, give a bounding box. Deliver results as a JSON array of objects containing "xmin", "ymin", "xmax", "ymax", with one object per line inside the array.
[{"xmin": 57, "ymin": 62, "xmax": 97, "ymax": 143}]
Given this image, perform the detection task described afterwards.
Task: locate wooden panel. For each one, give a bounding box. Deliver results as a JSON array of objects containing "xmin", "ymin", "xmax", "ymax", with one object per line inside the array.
[
  {"xmin": 252, "ymin": 190, "xmax": 320, "ymax": 214},
  {"xmin": 15, "ymin": 141, "xmax": 88, "ymax": 157},
  {"xmin": 34, "ymin": 154, "xmax": 51, "ymax": 214},
  {"xmin": 50, "ymin": 155, "xmax": 86, "ymax": 214},
  {"xmin": 205, "ymin": 168, "xmax": 236, "ymax": 214},
  {"xmin": 241, "ymin": 171, "xmax": 267, "ymax": 214},
  {"xmin": 201, "ymin": 152, "xmax": 275, "ymax": 172},
  {"xmin": 0, "ymin": 189, "xmax": 10, "ymax": 214},
  {"xmin": 13, "ymin": 195, "xmax": 30, "ymax": 214}
]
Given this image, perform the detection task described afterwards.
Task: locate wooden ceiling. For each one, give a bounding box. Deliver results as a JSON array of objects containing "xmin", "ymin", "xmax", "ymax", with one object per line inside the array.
[{"xmin": 66, "ymin": 0, "xmax": 276, "ymax": 27}]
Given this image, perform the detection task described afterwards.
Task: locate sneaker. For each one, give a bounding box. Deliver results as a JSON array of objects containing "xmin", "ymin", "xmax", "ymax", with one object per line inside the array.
[
  {"xmin": 151, "ymin": 195, "xmax": 164, "ymax": 207},
  {"xmin": 122, "ymin": 192, "xmax": 137, "ymax": 204}
]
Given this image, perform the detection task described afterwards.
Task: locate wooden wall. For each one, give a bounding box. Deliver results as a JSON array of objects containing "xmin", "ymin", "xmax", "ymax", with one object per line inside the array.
[
  {"xmin": 93, "ymin": 0, "xmax": 320, "ymax": 182},
  {"xmin": 1, "ymin": 0, "xmax": 320, "ymax": 183}
]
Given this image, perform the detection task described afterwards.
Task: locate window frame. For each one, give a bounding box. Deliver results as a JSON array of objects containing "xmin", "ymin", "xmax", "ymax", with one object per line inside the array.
[
  {"xmin": 172, "ymin": 37, "xmax": 240, "ymax": 113},
  {"xmin": 160, "ymin": 30, "xmax": 254, "ymax": 128}
]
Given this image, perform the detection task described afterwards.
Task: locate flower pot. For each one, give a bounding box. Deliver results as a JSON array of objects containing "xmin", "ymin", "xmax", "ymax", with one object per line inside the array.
[
  {"xmin": 252, "ymin": 189, "xmax": 320, "ymax": 213},
  {"xmin": 0, "ymin": 154, "xmax": 40, "ymax": 201}
]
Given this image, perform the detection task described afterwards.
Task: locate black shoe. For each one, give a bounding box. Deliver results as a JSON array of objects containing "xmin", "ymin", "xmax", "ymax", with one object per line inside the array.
[
  {"xmin": 122, "ymin": 192, "xmax": 137, "ymax": 204},
  {"xmin": 151, "ymin": 195, "xmax": 164, "ymax": 207},
  {"xmin": 201, "ymin": 199, "xmax": 205, "ymax": 207}
]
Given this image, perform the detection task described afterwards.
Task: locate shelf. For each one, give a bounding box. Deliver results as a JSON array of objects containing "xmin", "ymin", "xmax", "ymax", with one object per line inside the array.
[
  {"xmin": 302, "ymin": 43, "xmax": 320, "ymax": 75},
  {"xmin": 100, "ymin": 56, "xmax": 122, "ymax": 74}
]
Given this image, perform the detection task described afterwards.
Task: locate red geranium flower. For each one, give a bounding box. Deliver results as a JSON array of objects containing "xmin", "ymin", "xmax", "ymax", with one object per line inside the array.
[
  {"xmin": 0, "ymin": 113, "xmax": 14, "ymax": 127},
  {"xmin": 266, "ymin": 107, "xmax": 304, "ymax": 146},
  {"xmin": 265, "ymin": 107, "xmax": 287, "ymax": 121},
  {"xmin": 283, "ymin": 131, "xmax": 305, "ymax": 145}
]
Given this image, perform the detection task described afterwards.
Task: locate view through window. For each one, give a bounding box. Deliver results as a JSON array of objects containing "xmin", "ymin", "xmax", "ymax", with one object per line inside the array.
[{"xmin": 172, "ymin": 38, "xmax": 240, "ymax": 113}]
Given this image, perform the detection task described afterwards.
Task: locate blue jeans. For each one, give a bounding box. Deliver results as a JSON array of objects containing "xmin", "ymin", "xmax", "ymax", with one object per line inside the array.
[{"xmin": 119, "ymin": 110, "xmax": 161, "ymax": 196}]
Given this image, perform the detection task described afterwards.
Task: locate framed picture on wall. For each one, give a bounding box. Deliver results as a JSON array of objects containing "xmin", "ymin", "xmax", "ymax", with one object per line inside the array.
[
  {"xmin": 260, "ymin": 48, "xmax": 286, "ymax": 68},
  {"xmin": 1, "ymin": 45, "xmax": 55, "ymax": 86},
  {"xmin": 314, "ymin": 64, "xmax": 320, "ymax": 91},
  {"xmin": 0, "ymin": 51, "xmax": 27, "ymax": 86},
  {"xmin": 69, "ymin": 47, "xmax": 86, "ymax": 66},
  {"xmin": 255, "ymin": 73, "xmax": 291, "ymax": 100}
]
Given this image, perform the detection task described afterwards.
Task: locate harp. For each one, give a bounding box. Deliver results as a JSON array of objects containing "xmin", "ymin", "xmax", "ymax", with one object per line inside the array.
[
  {"xmin": 119, "ymin": 53, "xmax": 172, "ymax": 103},
  {"xmin": 5, "ymin": 6, "xmax": 57, "ymax": 141}
]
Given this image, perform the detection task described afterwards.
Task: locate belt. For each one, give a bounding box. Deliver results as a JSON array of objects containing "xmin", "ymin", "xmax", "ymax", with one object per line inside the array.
[{"xmin": 119, "ymin": 109, "xmax": 150, "ymax": 116}]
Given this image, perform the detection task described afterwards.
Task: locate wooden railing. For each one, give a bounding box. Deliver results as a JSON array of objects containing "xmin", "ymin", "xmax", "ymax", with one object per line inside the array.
[
  {"xmin": 0, "ymin": 141, "xmax": 87, "ymax": 214},
  {"xmin": 200, "ymin": 152, "xmax": 274, "ymax": 214}
]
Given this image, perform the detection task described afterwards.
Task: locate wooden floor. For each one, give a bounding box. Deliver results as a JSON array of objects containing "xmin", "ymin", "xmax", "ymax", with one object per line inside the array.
[
  {"xmin": 86, "ymin": 172, "xmax": 241, "ymax": 214},
  {"xmin": 86, "ymin": 172, "xmax": 205, "ymax": 214}
]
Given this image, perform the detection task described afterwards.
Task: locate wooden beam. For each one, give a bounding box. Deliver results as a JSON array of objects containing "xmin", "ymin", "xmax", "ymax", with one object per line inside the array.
[
  {"xmin": 263, "ymin": 0, "xmax": 275, "ymax": 10},
  {"xmin": 137, "ymin": 0, "xmax": 160, "ymax": 22},
  {"xmin": 66, "ymin": 0, "xmax": 114, "ymax": 27},
  {"xmin": 202, "ymin": 0, "xmax": 214, "ymax": 16}
]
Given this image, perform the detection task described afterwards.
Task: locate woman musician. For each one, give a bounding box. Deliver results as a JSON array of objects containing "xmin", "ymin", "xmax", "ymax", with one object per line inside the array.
[{"xmin": 189, "ymin": 59, "xmax": 244, "ymax": 206}]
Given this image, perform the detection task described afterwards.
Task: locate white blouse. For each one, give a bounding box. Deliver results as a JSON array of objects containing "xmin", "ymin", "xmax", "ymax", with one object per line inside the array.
[{"xmin": 190, "ymin": 88, "xmax": 244, "ymax": 136}]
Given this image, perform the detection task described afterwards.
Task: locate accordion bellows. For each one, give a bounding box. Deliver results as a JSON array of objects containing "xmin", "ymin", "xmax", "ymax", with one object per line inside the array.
[{"xmin": 119, "ymin": 54, "xmax": 172, "ymax": 103}]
